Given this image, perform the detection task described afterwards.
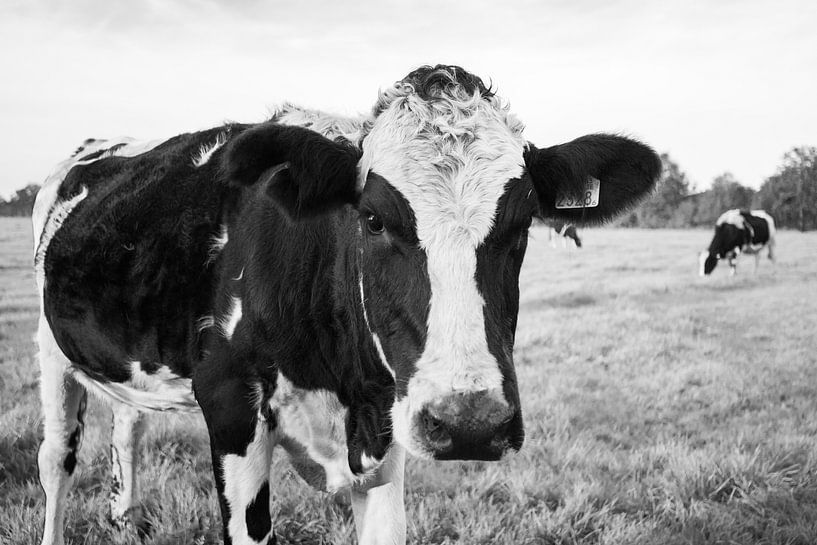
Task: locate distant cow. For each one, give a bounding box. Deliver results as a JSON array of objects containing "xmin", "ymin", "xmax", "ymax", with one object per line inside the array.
[
  {"xmin": 546, "ymin": 220, "xmax": 582, "ymax": 248},
  {"xmin": 699, "ymin": 209, "xmax": 776, "ymax": 276},
  {"xmin": 33, "ymin": 65, "xmax": 660, "ymax": 545}
]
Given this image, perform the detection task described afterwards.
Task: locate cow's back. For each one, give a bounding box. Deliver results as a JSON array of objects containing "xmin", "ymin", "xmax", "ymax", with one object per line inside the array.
[
  {"xmin": 36, "ymin": 125, "xmax": 244, "ymax": 387},
  {"xmin": 741, "ymin": 210, "xmax": 774, "ymax": 246}
]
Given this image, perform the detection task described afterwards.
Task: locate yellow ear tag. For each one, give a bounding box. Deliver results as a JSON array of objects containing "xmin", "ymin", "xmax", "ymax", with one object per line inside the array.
[{"xmin": 555, "ymin": 177, "xmax": 600, "ymax": 209}]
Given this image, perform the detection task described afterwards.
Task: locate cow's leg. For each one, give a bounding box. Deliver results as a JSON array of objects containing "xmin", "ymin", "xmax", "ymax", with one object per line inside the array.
[
  {"xmin": 351, "ymin": 445, "xmax": 406, "ymax": 545},
  {"xmin": 728, "ymin": 257, "xmax": 737, "ymax": 276},
  {"xmin": 198, "ymin": 378, "xmax": 275, "ymax": 545},
  {"xmin": 37, "ymin": 317, "xmax": 87, "ymax": 545},
  {"xmin": 768, "ymin": 240, "xmax": 776, "ymax": 271},
  {"xmin": 109, "ymin": 406, "xmax": 145, "ymax": 530},
  {"xmin": 754, "ymin": 251, "xmax": 761, "ymax": 273}
]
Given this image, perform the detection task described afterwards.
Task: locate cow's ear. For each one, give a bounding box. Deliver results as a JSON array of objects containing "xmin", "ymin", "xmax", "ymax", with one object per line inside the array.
[
  {"xmin": 524, "ymin": 134, "xmax": 661, "ymax": 225},
  {"xmin": 223, "ymin": 122, "xmax": 361, "ymax": 218}
]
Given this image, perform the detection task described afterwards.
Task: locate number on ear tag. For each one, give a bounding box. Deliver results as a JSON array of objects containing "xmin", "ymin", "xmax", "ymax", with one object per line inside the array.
[{"xmin": 555, "ymin": 177, "xmax": 600, "ymax": 209}]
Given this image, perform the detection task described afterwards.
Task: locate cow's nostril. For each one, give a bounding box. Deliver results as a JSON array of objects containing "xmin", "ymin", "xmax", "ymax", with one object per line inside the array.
[
  {"xmin": 422, "ymin": 412, "xmax": 442, "ymax": 432},
  {"xmin": 420, "ymin": 409, "xmax": 452, "ymax": 449}
]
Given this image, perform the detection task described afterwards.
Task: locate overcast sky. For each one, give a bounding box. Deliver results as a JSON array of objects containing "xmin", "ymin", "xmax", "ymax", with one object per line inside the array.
[{"xmin": 1, "ymin": 0, "xmax": 815, "ymax": 198}]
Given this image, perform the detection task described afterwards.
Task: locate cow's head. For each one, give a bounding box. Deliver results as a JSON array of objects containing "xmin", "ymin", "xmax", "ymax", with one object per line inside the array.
[
  {"xmin": 699, "ymin": 213, "xmax": 746, "ymax": 276},
  {"xmin": 225, "ymin": 65, "xmax": 660, "ymax": 461},
  {"xmin": 699, "ymin": 250, "xmax": 720, "ymax": 276}
]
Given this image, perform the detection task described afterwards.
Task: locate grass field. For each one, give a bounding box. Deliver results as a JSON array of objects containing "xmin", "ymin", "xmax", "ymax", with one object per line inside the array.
[{"xmin": 2, "ymin": 216, "xmax": 817, "ymax": 545}]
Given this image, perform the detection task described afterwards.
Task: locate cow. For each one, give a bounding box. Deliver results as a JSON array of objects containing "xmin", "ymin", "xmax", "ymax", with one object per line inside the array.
[
  {"xmin": 546, "ymin": 220, "xmax": 582, "ymax": 248},
  {"xmin": 699, "ymin": 209, "xmax": 776, "ymax": 276},
  {"xmin": 33, "ymin": 64, "xmax": 661, "ymax": 545}
]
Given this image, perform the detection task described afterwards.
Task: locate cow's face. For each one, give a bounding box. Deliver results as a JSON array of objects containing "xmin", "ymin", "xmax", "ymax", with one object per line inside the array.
[
  {"xmin": 224, "ymin": 64, "xmax": 661, "ymax": 462},
  {"xmin": 355, "ymin": 72, "xmax": 532, "ymax": 460},
  {"xmin": 352, "ymin": 66, "xmax": 661, "ymax": 460},
  {"xmin": 699, "ymin": 250, "xmax": 719, "ymax": 275},
  {"xmin": 700, "ymin": 221, "xmax": 742, "ymax": 276}
]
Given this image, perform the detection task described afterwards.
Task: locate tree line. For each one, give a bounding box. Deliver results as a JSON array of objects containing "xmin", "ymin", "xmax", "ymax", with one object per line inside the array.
[
  {"xmin": 2, "ymin": 146, "xmax": 815, "ymax": 229},
  {"xmin": 0, "ymin": 184, "xmax": 39, "ymax": 217},
  {"xmin": 622, "ymin": 146, "xmax": 817, "ymax": 230}
]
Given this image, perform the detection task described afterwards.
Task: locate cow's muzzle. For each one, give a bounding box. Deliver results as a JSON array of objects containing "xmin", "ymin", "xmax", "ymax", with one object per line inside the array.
[{"xmin": 415, "ymin": 389, "xmax": 523, "ymax": 460}]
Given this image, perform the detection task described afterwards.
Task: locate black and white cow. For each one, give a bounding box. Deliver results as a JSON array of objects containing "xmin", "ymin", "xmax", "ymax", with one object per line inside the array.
[
  {"xmin": 33, "ymin": 65, "xmax": 660, "ymax": 545},
  {"xmin": 546, "ymin": 220, "xmax": 582, "ymax": 248},
  {"xmin": 699, "ymin": 209, "xmax": 776, "ymax": 276}
]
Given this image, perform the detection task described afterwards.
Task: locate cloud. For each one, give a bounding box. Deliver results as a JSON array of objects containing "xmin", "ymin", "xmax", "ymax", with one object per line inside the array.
[{"xmin": 0, "ymin": 0, "xmax": 815, "ymax": 196}]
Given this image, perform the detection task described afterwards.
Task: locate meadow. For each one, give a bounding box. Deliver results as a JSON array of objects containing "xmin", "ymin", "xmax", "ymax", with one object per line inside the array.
[{"xmin": 1, "ymin": 216, "xmax": 816, "ymax": 545}]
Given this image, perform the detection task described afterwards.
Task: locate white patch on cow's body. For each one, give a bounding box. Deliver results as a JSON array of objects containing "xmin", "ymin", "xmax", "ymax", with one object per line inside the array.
[
  {"xmin": 110, "ymin": 406, "xmax": 145, "ymax": 527},
  {"xmin": 273, "ymin": 103, "xmax": 366, "ymax": 145},
  {"xmin": 359, "ymin": 275, "xmax": 396, "ymax": 378},
  {"xmin": 271, "ymin": 374, "xmax": 376, "ymax": 492},
  {"xmin": 34, "ymin": 186, "xmax": 88, "ymax": 295},
  {"xmin": 360, "ymin": 76, "xmax": 525, "ymax": 456},
  {"xmin": 221, "ymin": 419, "xmax": 273, "ymax": 545},
  {"xmin": 36, "ymin": 314, "xmax": 87, "ymax": 545},
  {"xmin": 69, "ymin": 361, "xmax": 198, "ymax": 413},
  {"xmin": 359, "ymin": 452, "xmax": 382, "ymax": 473},
  {"xmin": 220, "ymin": 297, "xmax": 243, "ymax": 340},
  {"xmin": 715, "ymin": 209, "xmax": 745, "ymax": 228},
  {"xmin": 192, "ymin": 132, "xmax": 227, "ymax": 167},
  {"xmin": 370, "ymin": 334, "xmax": 393, "ymax": 379}
]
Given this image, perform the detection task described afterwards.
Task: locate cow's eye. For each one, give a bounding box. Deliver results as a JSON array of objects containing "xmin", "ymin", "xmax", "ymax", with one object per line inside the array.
[{"xmin": 366, "ymin": 213, "xmax": 385, "ymax": 235}]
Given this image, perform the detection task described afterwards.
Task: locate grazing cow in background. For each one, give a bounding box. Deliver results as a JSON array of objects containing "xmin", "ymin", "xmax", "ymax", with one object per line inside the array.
[
  {"xmin": 546, "ymin": 220, "xmax": 582, "ymax": 248},
  {"xmin": 699, "ymin": 209, "xmax": 776, "ymax": 276},
  {"xmin": 33, "ymin": 64, "xmax": 660, "ymax": 545}
]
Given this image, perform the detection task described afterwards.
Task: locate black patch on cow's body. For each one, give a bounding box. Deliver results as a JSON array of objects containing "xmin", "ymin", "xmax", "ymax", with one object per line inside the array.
[
  {"xmin": 245, "ymin": 482, "xmax": 272, "ymax": 542},
  {"xmin": 62, "ymin": 427, "xmax": 80, "ymax": 475},
  {"xmin": 740, "ymin": 211, "xmax": 771, "ymax": 245},
  {"xmin": 474, "ymin": 178, "xmax": 534, "ymax": 452},
  {"xmin": 62, "ymin": 392, "xmax": 85, "ymax": 475},
  {"xmin": 357, "ymin": 173, "xmax": 430, "ymax": 399},
  {"xmin": 43, "ymin": 126, "xmax": 245, "ymax": 384}
]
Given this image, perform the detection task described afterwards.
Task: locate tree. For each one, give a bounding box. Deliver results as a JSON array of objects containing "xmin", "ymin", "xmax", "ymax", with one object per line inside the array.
[
  {"xmin": 624, "ymin": 153, "xmax": 691, "ymax": 228},
  {"xmin": 692, "ymin": 172, "xmax": 755, "ymax": 226},
  {"xmin": 755, "ymin": 147, "xmax": 817, "ymax": 231},
  {"xmin": 0, "ymin": 184, "xmax": 40, "ymax": 217}
]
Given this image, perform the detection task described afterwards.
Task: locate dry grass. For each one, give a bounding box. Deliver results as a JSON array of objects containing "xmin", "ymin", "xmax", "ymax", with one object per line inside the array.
[{"xmin": 2, "ymin": 216, "xmax": 817, "ymax": 544}]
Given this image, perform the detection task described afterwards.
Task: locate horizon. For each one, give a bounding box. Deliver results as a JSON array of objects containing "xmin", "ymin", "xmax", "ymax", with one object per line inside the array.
[{"xmin": 1, "ymin": 0, "xmax": 815, "ymax": 199}]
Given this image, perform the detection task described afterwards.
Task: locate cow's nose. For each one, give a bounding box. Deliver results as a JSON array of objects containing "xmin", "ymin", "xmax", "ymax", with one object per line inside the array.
[{"xmin": 417, "ymin": 389, "xmax": 520, "ymax": 460}]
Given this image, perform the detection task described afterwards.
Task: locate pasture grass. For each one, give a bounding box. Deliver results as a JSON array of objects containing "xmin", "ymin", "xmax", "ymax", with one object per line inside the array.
[{"xmin": 1, "ymin": 216, "xmax": 816, "ymax": 544}]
